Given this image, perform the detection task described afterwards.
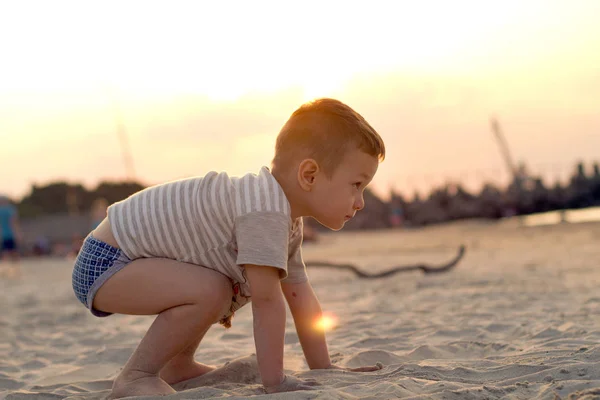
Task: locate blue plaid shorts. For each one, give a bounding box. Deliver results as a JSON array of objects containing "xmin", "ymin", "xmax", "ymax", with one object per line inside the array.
[{"xmin": 72, "ymin": 234, "xmax": 131, "ymax": 317}]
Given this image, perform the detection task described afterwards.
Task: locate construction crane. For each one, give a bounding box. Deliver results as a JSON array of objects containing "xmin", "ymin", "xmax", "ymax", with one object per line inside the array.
[
  {"xmin": 107, "ymin": 86, "xmax": 136, "ymax": 181},
  {"xmin": 489, "ymin": 117, "xmax": 526, "ymax": 186},
  {"xmin": 114, "ymin": 104, "xmax": 136, "ymax": 181}
]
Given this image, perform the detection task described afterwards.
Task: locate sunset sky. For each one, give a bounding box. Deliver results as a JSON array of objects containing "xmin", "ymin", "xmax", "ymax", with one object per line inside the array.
[{"xmin": 1, "ymin": 0, "xmax": 599, "ymax": 200}]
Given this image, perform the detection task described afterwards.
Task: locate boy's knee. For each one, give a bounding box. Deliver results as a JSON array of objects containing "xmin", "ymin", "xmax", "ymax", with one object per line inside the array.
[{"xmin": 197, "ymin": 277, "xmax": 232, "ymax": 320}]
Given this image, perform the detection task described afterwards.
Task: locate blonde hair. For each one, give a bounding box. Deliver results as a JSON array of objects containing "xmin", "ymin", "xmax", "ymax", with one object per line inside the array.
[{"xmin": 272, "ymin": 98, "xmax": 385, "ymax": 176}]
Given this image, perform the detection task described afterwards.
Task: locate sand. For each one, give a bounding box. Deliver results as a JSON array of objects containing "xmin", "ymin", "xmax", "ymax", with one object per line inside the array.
[{"xmin": 2, "ymin": 218, "xmax": 600, "ymax": 399}]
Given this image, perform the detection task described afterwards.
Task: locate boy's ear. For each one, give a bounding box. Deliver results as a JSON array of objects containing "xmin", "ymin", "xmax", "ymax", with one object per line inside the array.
[{"xmin": 297, "ymin": 159, "xmax": 320, "ymax": 191}]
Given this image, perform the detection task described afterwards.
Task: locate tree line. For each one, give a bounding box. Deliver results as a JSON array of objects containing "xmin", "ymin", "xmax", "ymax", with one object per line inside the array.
[{"xmin": 7, "ymin": 160, "xmax": 600, "ymax": 229}]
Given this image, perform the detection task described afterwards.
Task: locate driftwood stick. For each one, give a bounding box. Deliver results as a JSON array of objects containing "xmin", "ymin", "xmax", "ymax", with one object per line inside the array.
[{"xmin": 305, "ymin": 245, "xmax": 466, "ymax": 279}]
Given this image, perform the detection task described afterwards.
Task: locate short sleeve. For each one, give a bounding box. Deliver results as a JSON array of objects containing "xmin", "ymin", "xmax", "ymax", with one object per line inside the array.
[
  {"xmin": 281, "ymin": 218, "xmax": 308, "ymax": 284},
  {"xmin": 235, "ymin": 211, "xmax": 291, "ymax": 278}
]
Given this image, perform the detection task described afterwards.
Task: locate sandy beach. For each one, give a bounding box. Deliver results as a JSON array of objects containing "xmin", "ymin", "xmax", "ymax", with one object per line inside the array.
[{"xmin": 2, "ymin": 218, "xmax": 600, "ymax": 399}]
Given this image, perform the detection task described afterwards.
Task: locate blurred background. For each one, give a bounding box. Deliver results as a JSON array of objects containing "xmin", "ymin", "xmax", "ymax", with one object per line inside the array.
[{"xmin": 1, "ymin": 0, "xmax": 599, "ymax": 256}]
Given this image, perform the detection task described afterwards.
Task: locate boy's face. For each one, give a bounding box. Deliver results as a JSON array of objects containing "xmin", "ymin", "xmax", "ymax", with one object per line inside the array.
[{"xmin": 307, "ymin": 149, "xmax": 379, "ymax": 231}]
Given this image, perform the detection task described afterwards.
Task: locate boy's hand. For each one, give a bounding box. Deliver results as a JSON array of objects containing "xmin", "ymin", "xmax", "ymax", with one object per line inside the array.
[
  {"xmin": 326, "ymin": 363, "xmax": 384, "ymax": 372},
  {"xmin": 264, "ymin": 375, "xmax": 319, "ymax": 394}
]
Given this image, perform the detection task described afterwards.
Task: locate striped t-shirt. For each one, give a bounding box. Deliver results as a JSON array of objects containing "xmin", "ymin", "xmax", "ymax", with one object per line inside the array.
[{"xmin": 107, "ymin": 166, "xmax": 307, "ymax": 313}]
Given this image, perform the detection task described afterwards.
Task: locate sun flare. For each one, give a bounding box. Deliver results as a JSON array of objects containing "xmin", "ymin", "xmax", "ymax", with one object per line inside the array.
[{"xmin": 314, "ymin": 314, "xmax": 338, "ymax": 332}]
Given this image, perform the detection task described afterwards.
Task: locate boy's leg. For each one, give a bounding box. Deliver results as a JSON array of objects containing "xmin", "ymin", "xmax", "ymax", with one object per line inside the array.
[
  {"xmin": 159, "ymin": 326, "xmax": 216, "ymax": 384},
  {"xmin": 93, "ymin": 258, "xmax": 232, "ymax": 399}
]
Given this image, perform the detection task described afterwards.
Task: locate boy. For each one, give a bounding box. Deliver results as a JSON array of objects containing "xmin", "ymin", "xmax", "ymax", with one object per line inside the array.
[{"xmin": 72, "ymin": 98, "xmax": 386, "ymax": 397}]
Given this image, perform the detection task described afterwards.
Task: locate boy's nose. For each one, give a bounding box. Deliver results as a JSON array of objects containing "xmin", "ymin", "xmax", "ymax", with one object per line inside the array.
[{"xmin": 354, "ymin": 196, "xmax": 365, "ymax": 211}]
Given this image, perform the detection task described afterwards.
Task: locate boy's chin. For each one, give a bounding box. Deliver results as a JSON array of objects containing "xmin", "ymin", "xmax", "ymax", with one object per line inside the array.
[{"xmin": 316, "ymin": 218, "xmax": 345, "ymax": 231}]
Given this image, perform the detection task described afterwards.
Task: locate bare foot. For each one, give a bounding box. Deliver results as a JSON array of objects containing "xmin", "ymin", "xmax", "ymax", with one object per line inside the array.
[
  {"xmin": 110, "ymin": 370, "xmax": 175, "ymax": 399},
  {"xmin": 160, "ymin": 360, "xmax": 216, "ymax": 385}
]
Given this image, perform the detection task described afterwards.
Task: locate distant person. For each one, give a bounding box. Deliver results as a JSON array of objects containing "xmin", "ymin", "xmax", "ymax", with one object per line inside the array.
[
  {"xmin": 71, "ymin": 98, "xmax": 386, "ymax": 398},
  {"xmin": 32, "ymin": 235, "xmax": 51, "ymax": 256},
  {"xmin": 390, "ymin": 205, "xmax": 405, "ymax": 227},
  {"xmin": 0, "ymin": 195, "xmax": 21, "ymax": 272}
]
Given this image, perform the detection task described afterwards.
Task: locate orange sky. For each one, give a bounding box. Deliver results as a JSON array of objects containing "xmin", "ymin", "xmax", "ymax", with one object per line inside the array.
[{"xmin": 1, "ymin": 1, "xmax": 599, "ymax": 200}]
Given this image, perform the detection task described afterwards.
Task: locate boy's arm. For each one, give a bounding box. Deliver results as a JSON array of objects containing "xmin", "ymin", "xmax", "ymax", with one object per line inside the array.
[
  {"xmin": 282, "ymin": 280, "xmax": 384, "ymax": 372},
  {"xmin": 281, "ymin": 280, "xmax": 331, "ymax": 369},
  {"xmin": 245, "ymin": 264, "xmax": 287, "ymax": 387}
]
